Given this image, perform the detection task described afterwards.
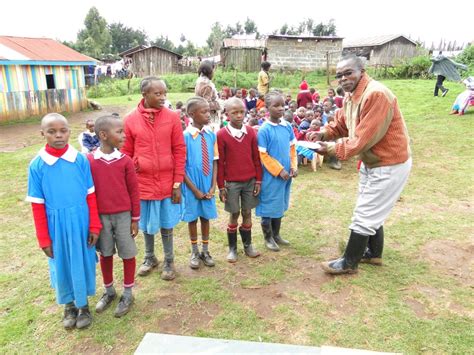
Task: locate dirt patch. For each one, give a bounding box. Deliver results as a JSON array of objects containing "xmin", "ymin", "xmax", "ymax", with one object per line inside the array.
[
  {"xmin": 420, "ymin": 239, "xmax": 474, "ymax": 286},
  {"xmin": 404, "ymin": 297, "xmax": 435, "ymax": 319},
  {"xmin": 0, "ymin": 105, "xmax": 132, "ymax": 152}
]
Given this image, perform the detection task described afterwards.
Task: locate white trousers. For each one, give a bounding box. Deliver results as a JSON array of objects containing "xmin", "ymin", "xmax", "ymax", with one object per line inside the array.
[{"xmin": 350, "ymin": 158, "xmax": 412, "ymax": 235}]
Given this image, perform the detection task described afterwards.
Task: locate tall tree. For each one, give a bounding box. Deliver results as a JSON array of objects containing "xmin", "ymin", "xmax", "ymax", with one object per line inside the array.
[
  {"xmin": 109, "ymin": 22, "xmax": 147, "ymax": 54},
  {"xmin": 152, "ymin": 35, "xmax": 176, "ymax": 52},
  {"xmin": 206, "ymin": 22, "xmax": 225, "ymax": 56},
  {"xmin": 76, "ymin": 7, "xmax": 112, "ymax": 59}
]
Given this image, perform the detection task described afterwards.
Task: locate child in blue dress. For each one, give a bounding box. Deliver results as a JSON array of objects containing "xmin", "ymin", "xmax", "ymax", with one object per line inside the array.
[
  {"xmin": 182, "ymin": 97, "xmax": 218, "ymax": 269},
  {"xmin": 256, "ymin": 92, "xmax": 298, "ymax": 251},
  {"xmin": 26, "ymin": 113, "xmax": 102, "ymax": 329}
]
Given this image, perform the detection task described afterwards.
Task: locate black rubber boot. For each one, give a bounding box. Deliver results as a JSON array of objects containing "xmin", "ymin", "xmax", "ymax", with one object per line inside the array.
[
  {"xmin": 262, "ymin": 222, "xmax": 280, "ymax": 251},
  {"xmin": 271, "ymin": 218, "xmax": 290, "ymax": 246},
  {"xmin": 239, "ymin": 227, "xmax": 260, "ymax": 258},
  {"xmin": 321, "ymin": 230, "xmax": 369, "ymax": 275},
  {"xmin": 226, "ymin": 230, "xmax": 238, "ymax": 263},
  {"xmin": 361, "ymin": 226, "xmax": 384, "ymax": 265}
]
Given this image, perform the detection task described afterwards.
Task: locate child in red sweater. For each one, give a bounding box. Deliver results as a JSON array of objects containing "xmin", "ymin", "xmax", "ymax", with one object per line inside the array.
[
  {"xmin": 88, "ymin": 115, "xmax": 140, "ymax": 318},
  {"xmin": 217, "ymin": 98, "xmax": 262, "ymax": 262},
  {"xmin": 297, "ymin": 80, "xmax": 313, "ymax": 108}
]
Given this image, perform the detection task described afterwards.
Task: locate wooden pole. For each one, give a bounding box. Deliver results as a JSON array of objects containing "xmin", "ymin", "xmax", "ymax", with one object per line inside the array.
[{"xmin": 326, "ymin": 51, "xmax": 330, "ymax": 86}]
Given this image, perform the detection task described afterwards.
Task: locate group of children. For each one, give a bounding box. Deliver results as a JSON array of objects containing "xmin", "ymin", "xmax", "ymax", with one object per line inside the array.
[{"xmin": 27, "ymin": 76, "xmax": 299, "ymax": 331}]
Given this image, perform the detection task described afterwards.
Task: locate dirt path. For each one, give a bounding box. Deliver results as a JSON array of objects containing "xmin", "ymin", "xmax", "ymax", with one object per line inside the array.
[{"xmin": 0, "ymin": 105, "xmax": 134, "ymax": 152}]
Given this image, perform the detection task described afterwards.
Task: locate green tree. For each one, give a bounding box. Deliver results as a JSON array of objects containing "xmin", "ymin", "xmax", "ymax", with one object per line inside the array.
[
  {"xmin": 76, "ymin": 7, "xmax": 112, "ymax": 59},
  {"xmin": 109, "ymin": 22, "xmax": 147, "ymax": 54},
  {"xmin": 206, "ymin": 22, "xmax": 225, "ymax": 56},
  {"xmin": 152, "ymin": 35, "xmax": 176, "ymax": 52}
]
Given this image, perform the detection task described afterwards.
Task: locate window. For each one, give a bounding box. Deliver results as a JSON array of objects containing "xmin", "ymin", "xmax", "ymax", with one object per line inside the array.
[{"xmin": 46, "ymin": 74, "xmax": 55, "ymax": 89}]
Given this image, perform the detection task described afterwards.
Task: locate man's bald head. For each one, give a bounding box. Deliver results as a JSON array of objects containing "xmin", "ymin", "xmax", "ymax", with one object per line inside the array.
[{"xmin": 41, "ymin": 113, "xmax": 69, "ymax": 129}]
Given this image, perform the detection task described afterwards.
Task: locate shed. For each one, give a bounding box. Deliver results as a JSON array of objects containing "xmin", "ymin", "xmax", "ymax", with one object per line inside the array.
[
  {"xmin": 266, "ymin": 35, "xmax": 343, "ymax": 71},
  {"xmin": 121, "ymin": 46, "xmax": 183, "ymax": 77},
  {"xmin": 220, "ymin": 39, "xmax": 266, "ymax": 72},
  {"xmin": 343, "ymin": 35, "xmax": 419, "ymax": 66},
  {"xmin": 0, "ymin": 36, "xmax": 96, "ymax": 122}
]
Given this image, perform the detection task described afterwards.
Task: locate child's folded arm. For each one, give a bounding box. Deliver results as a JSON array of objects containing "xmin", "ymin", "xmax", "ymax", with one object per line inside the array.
[{"xmin": 31, "ymin": 203, "xmax": 51, "ymax": 248}]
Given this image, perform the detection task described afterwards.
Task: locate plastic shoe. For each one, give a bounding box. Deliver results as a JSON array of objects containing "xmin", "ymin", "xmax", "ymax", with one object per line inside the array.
[
  {"xmin": 114, "ymin": 295, "xmax": 134, "ymax": 318},
  {"xmin": 95, "ymin": 292, "xmax": 117, "ymax": 313},
  {"xmin": 76, "ymin": 306, "xmax": 92, "ymax": 329},
  {"xmin": 63, "ymin": 304, "xmax": 78, "ymax": 329},
  {"xmin": 161, "ymin": 260, "xmax": 176, "ymax": 280},
  {"xmin": 137, "ymin": 256, "xmax": 159, "ymax": 276},
  {"xmin": 200, "ymin": 251, "xmax": 215, "ymax": 267},
  {"xmin": 189, "ymin": 251, "xmax": 201, "ymax": 269}
]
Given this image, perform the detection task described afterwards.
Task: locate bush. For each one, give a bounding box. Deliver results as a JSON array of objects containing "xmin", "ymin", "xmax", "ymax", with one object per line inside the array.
[
  {"xmin": 456, "ymin": 45, "xmax": 474, "ymax": 67},
  {"xmin": 371, "ymin": 55, "xmax": 432, "ymax": 79}
]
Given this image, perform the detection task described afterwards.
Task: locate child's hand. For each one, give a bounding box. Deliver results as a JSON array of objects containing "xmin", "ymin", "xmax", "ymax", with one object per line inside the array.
[
  {"xmin": 88, "ymin": 233, "xmax": 99, "ymax": 247},
  {"xmin": 279, "ymin": 169, "xmax": 290, "ymax": 181},
  {"xmin": 253, "ymin": 183, "xmax": 261, "ymax": 196},
  {"xmin": 289, "ymin": 168, "xmax": 298, "ymax": 178},
  {"xmin": 131, "ymin": 221, "xmax": 139, "ymax": 238},
  {"xmin": 42, "ymin": 246, "xmax": 53, "ymax": 258},
  {"xmin": 315, "ymin": 142, "xmax": 329, "ymax": 155},
  {"xmin": 207, "ymin": 185, "xmax": 216, "ymax": 198},
  {"xmin": 172, "ymin": 187, "xmax": 182, "ymax": 204},
  {"xmin": 219, "ymin": 188, "xmax": 227, "ymax": 202},
  {"xmin": 194, "ymin": 190, "xmax": 206, "ymax": 200},
  {"xmin": 306, "ymin": 131, "xmax": 323, "ymax": 142}
]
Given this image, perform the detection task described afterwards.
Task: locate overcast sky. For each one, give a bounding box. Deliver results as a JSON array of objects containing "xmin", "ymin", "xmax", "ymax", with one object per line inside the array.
[{"xmin": 1, "ymin": 0, "xmax": 472, "ymax": 48}]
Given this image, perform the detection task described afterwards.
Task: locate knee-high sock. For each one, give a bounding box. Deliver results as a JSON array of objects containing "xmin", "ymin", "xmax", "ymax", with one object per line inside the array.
[
  {"xmin": 100, "ymin": 255, "xmax": 114, "ymax": 287},
  {"xmin": 123, "ymin": 257, "xmax": 136, "ymax": 289}
]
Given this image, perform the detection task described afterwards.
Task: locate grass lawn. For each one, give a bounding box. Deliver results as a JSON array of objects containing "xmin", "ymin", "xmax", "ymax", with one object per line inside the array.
[{"xmin": 0, "ymin": 79, "xmax": 473, "ymax": 354}]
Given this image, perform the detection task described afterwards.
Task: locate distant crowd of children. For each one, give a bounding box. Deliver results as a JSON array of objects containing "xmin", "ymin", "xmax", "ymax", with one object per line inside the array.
[{"xmin": 27, "ymin": 75, "xmax": 347, "ymax": 331}]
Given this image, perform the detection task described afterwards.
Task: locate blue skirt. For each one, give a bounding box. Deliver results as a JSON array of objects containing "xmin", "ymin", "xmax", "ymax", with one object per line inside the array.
[{"xmin": 139, "ymin": 199, "xmax": 182, "ymax": 234}]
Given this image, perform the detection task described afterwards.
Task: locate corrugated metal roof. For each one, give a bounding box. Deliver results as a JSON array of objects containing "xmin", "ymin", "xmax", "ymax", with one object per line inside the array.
[
  {"xmin": 267, "ymin": 34, "xmax": 344, "ymax": 40},
  {"xmin": 222, "ymin": 38, "xmax": 266, "ymax": 48},
  {"xmin": 125, "ymin": 45, "xmax": 183, "ymax": 59},
  {"xmin": 343, "ymin": 35, "xmax": 417, "ymax": 48},
  {"xmin": 0, "ymin": 36, "xmax": 96, "ymax": 62}
]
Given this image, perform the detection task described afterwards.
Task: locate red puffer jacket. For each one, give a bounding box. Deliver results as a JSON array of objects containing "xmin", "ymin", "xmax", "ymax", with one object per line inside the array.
[{"xmin": 122, "ymin": 102, "xmax": 186, "ymax": 200}]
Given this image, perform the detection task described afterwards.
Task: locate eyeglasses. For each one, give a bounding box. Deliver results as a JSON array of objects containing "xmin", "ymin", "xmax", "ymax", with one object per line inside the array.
[{"xmin": 335, "ymin": 70, "xmax": 354, "ymax": 79}]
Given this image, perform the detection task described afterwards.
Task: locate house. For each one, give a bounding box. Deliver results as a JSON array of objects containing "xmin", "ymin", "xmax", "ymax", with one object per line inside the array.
[
  {"xmin": 120, "ymin": 46, "xmax": 183, "ymax": 77},
  {"xmin": 343, "ymin": 35, "xmax": 419, "ymax": 66},
  {"xmin": 265, "ymin": 35, "xmax": 344, "ymax": 71},
  {"xmin": 0, "ymin": 36, "xmax": 96, "ymax": 122},
  {"xmin": 220, "ymin": 38, "xmax": 266, "ymax": 72}
]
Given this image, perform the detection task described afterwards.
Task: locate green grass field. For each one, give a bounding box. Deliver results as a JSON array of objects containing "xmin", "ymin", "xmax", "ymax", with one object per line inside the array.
[{"xmin": 0, "ymin": 79, "xmax": 473, "ymax": 354}]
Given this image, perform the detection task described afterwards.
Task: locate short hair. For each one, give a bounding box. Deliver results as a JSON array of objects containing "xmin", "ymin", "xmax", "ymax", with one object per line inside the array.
[
  {"xmin": 261, "ymin": 61, "xmax": 271, "ymax": 70},
  {"xmin": 248, "ymin": 118, "xmax": 258, "ymax": 126},
  {"xmin": 198, "ymin": 60, "xmax": 214, "ymax": 79},
  {"xmin": 225, "ymin": 97, "xmax": 245, "ymax": 111},
  {"xmin": 339, "ymin": 55, "xmax": 366, "ymax": 70},
  {"xmin": 85, "ymin": 119, "xmax": 95, "ymax": 126},
  {"xmin": 176, "ymin": 101, "xmax": 184, "ymax": 109},
  {"xmin": 41, "ymin": 113, "xmax": 68, "ymax": 129},
  {"xmin": 264, "ymin": 91, "xmax": 283, "ymax": 108},
  {"xmin": 94, "ymin": 115, "xmax": 121, "ymax": 136},
  {"xmin": 186, "ymin": 96, "xmax": 208, "ymax": 114},
  {"xmin": 140, "ymin": 76, "xmax": 164, "ymax": 93}
]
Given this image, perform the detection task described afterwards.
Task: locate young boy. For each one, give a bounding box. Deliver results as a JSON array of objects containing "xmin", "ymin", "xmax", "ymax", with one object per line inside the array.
[
  {"xmin": 217, "ymin": 98, "xmax": 262, "ymax": 262},
  {"xmin": 82, "ymin": 119, "xmax": 100, "ymax": 153},
  {"xmin": 258, "ymin": 61, "xmax": 271, "ymax": 95},
  {"xmin": 257, "ymin": 92, "xmax": 298, "ymax": 251},
  {"xmin": 245, "ymin": 88, "xmax": 258, "ymax": 112},
  {"xmin": 88, "ymin": 115, "xmax": 140, "ymax": 318}
]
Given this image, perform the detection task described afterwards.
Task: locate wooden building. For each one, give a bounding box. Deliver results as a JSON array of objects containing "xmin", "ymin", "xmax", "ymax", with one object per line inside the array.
[
  {"xmin": 121, "ymin": 46, "xmax": 183, "ymax": 77},
  {"xmin": 0, "ymin": 36, "xmax": 96, "ymax": 122},
  {"xmin": 343, "ymin": 35, "xmax": 419, "ymax": 66},
  {"xmin": 266, "ymin": 35, "xmax": 344, "ymax": 71},
  {"xmin": 220, "ymin": 39, "xmax": 266, "ymax": 72}
]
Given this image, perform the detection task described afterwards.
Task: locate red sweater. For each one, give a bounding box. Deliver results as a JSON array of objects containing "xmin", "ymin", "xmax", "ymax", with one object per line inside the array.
[
  {"xmin": 216, "ymin": 126, "xmax": 263, "ymax": 189},
  {"xmin": 122, "ymin": 100, "xmax": 186, "ymax": 200},
  {"xmin": 88, "ymin": 150, "xmax": 140, "ymax": 220},
  {"xmin": 297, "ymin": 91, "xmax": 313, "ymax": 108}
]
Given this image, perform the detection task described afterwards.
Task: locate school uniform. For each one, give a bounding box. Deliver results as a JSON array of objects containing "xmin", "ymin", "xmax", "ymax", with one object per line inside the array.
[{"xmin": 181, "ymin": 126, "xmax": 218, "ymax": 222}]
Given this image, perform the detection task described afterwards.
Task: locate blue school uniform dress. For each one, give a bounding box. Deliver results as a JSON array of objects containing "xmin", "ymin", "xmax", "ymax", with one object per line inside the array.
[
  {"xmin": 256, "ymin": 119, "xmax": 296, "ymax": 218},
  {"xmin": 26, "ymin": 146, "xmax": 97, "ymax": 308},
  {"xmin": 181, "ymin": 126, "xmax": 218, "ymax": 222}
]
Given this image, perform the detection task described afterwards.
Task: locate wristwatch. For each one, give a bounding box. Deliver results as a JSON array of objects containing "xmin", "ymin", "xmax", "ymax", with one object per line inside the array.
[{"xmin": 173, "ymin": 182, "xmax": 181, "ymax": 189}]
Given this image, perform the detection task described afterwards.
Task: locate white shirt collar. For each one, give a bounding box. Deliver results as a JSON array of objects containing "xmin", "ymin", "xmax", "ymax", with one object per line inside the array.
[
  {"xmin": 93, "ymin": 148, "xmax": 123, "ymax": 161},
  {"xmin": 185, "ymin": 125, "xmax": 212, "ymax": 136},
  {"xmin": 227, "ymin": 124, "xmax": 247, "ymax": 138},
  {"xmin": 39, "ymin": 145, "xmax": 78, "ymax": 166},
  {"xmin": 264, "ymin": 117, "xmax": 289, "ymax": 127}
]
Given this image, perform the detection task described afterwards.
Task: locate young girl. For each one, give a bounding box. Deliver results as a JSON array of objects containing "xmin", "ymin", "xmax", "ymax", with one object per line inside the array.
[
  {"xmin": 257, "ymin": 92, "xmax": 298, "ymax": 251},
  {"xmin": 182, "ymin": 97, "xmax": 218, "ymax": 269},
  {"xmin": 26, "ymin": 113, "xmax": 102, "ymax": 329}
]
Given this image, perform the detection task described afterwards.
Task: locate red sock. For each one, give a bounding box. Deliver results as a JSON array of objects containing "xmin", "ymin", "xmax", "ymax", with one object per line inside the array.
[
  {"xmin": 123, "ymin": 257, "xmax": 136, "ymax": 288},
  {"xmin": 240, "ymin": 224, "xmax": 252, "ymax": 231},
  {"xmin": 99, "ymin": 255, "xmax": 114, "ymax": 287},
  {"xmin": 227, "ymin": 224, "xmax": 238, "ymax": 233}
]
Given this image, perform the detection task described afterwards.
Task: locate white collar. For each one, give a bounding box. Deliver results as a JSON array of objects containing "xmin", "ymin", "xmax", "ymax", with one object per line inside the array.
[
  {"xmin": 185, "ymin": 125, "xmax": 212, "ymax": 136},
  {"xmin": 93, "ymin": 148, "xmax": 123, "ymax": 161},
  {"xmin": 39, "ymin": 145, "xmax": 78, "ymax": 166},
  {"xmin": 84, "ymin": 131, "xmax": 96, "ymax": 136},
  {"xmin": 227, "ymin": 124, "xmax": 247, "ymax": 138},
  {"xmin": 264, "ymin": 118, "xmax": 289, "ymax": 127}
]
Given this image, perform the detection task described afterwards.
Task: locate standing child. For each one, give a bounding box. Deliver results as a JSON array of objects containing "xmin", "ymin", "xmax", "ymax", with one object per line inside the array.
[
  {"xmin": 217, "ymin": 98, "xmax": 262, "ymax": 262},
  {"xmin": 82, "ymin": 119, "xmax": 100, "ymax": 153},
  {"xmin": 88, "ymin": 115, "xmax": 140, "ymax": 318},
  {"xmin": 245, "ymin": 88, "xmax": 258, "ymax": 112},
  {"xmin": 26, "ymin": 113, "xmax": 102, "ymax": 329},
  {"xmin": 297, "ymin": 80, "xmax": 313, "ymax": 108},
  {"xmin": 257, "ymin": 92, "xmax": 298, "ymax": 251},
  {"xmin": 122, "ymin": 77, "xmax": 186, "ymax": 281},
  {"xmin": 182, "ymin": 97, "xmax": 219, "ymax": 269}
]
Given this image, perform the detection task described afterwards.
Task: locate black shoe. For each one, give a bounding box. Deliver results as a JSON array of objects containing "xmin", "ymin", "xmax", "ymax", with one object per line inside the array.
[
  {"xmin": 189, "ymin": 251, "xmax": 201, "ymax": 269},
  {"xmin": 271, "ymin": 218, "xmax": 290, "ymax": 246},
  {"xmin": 161, "ymin": 259, "xmax": 176, "ymax": 280},
  {"xmin": 321, "ymin": 231, "xmax": 369, "ymax": 275},
  {"xmin": 114, "ymin": 295, "xmax": 134, "ymax": 318},
  {"xmin": 361, "ymin": 226, "xmax": 384, "ymax": 265},
  {"xmin": 239, "ymin": 227, "xmax": 260, "ymax": 258},
  {"xmin": 137, "ymin": 255, "xmax": 159, "ymax": 276},
  {"xmin": 262, "ymin": 222, "xmax": 279, "ymax": 251},
  {"xmin": 76, "ymin": 306, "xmax": 92, "ymax": 329},
  {"xmin": 95, "ymin": 292, "xmax": 117, "ymax": 313},
  {"xmin": 227, "ymin": 231, "xmax": 238, "ymax": 263},
  {"xmin": 63, "ymin": 303, "xmax": 78, "ymax": 329},
  {"xmin": 200, "ymin": 251, "xmax": 215, "ymax": 267},
  {"xmin": 442, "ymin": 89, "xmax": 449, "ymax": 97}
]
